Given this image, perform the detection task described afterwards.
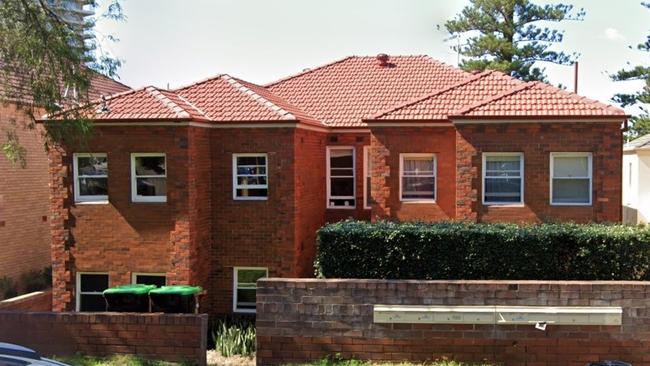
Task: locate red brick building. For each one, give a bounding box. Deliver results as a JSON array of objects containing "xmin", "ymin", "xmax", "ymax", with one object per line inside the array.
[
  {"xmin": 0, "ymin": 74, "xmax": 129, "ymax": 296},
  {"xmin": 41, "ymin": 55, "xmax": 626, "ymax": 315}
]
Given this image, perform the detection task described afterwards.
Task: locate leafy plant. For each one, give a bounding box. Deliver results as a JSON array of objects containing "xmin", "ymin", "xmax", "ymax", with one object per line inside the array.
[
  {"xmin": 0, "ymin": 276, "xmax": 17, "ymax": 300},
  {"xmin": 211, "ymin": 316, "xmax": 256, "ymax": 357},
  {"xmin": 20, "ymin": 266, "xmax": 52, "ymax": 293},
  {"xmin": 316, "ymin": 220, "xmax": 650, "ymax": 280}
]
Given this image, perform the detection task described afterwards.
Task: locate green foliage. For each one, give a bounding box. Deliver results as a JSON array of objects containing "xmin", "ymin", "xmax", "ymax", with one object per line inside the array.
[
  {"xmin": 0, "ymin": 275, "xmax": 17, "ymax": 300},
  {"xmin": 0, "ymin": 0, "xmax": 123, "ymax": 163},
  {"xmin": 315, "ymin": 220, "xmax": 650, "ymax": 280},
  {"xmin": 443, "ymin": 0, "xmax": 584, "ymax": 81},
  {"xmin": 21, "ymin": 266, "xmax": 52, "ymax": 293},
  {"xmin": 611, "ymin": 2, "xmax": 650, "ymax": 141},
  {"xmin": 53, "ymin": 354, "xmax": 191, "ymax": 366},
  {"xmin": 211, "ymin": 317, "xmax": 256, "ymax": 357}
]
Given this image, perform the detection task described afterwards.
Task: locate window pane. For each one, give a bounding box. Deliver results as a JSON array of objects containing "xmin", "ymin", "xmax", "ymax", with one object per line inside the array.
[
  {"xmin": 135, "ymin": 275, "xmax": 166, "ymax": 287},
  {"xmin": 237, "ymin": 269, "xmax": 267, "ymax": 284},
  {"xmin": 237, "ymin": 156, "xmax": 266, "ymax": 166},
  {"xmin": 485, "ymin": 178, "xmax": 521, "ymax": 202},
  {"xmin": 402, "ymin": 176, "xmax": 435, "ymax": 199},
  {"xmin": 80, "ymin": 294, "xmax": 106, "ymax": 312},
  {"xmin": 330, "ymin": 150, "xmax": 353, "ymax": 168},
  {"xmin": 553, "ymin": 179, "xmax": 590, "ymax": 203},
  {"xmin": 80, "ymin": 274, "xmax": 108, "ymax": 292},
  {"xmin": 237, "ymin": 166, "xmax": 266, "ymax": 175},
  {"xmin": 331, "ymin": 177, "xmax": 354, "ymax": 197},
  {"xmin": 236, "ymin": 289, "xmax": 257, "ymax": 309},
  {"xmin": 137, "ymin": 177, "xmax": 167, "ymax": 197},
  {"xmin": 77, "ymin": 156, "xmax": 107, "ymax": 176},
  {"xmin": 366, "ymin": 176, "xmax": 374, "ymax": 207},
  {"xmin": 135, "ymin": 156, "xmax": 165, "ymax": 176},
  {"xmin": 237, "ymin": 176, "xmax": 267, "ymax": 186},
  {"xmin": 78, "ymin": 178, "xmax": 108, "ymax": 196},
  {"xmin": 553, "ymin": 156, "xmax": 588, "ymax": 177},
  {"xmin": 403, "ymin": 157, "xmax": 434, "ymax": 175},
  {"xmin": 236, "ymin": 188, "xmax": 268, "ymax": 197}
]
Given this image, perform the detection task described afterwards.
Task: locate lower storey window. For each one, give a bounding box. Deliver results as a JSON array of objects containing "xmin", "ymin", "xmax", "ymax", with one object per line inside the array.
[
  {"xmin": 483, "ymin": 153, "xmax": 524, "ymax": 204},
  {"xmin": 233, "ymin": 267, "xmax": 268, "ymax": 313},
  {"xmin": 132, "ymin": 273, "xmax": 166, "ymax": 287},
  {"xmin": 400, "ymin": 154, "xmax": 436, "ymax": 201},
  {"xmin": 327, "ymin": 147, "xmax": 355, "ymax": 208},
  {"xmin": 77, "ymin": 272, "xmax": 108, "ymax": 312},
  {"xmin": 551, "ymin": 152, "xmax": 592, "ymax": 205}
]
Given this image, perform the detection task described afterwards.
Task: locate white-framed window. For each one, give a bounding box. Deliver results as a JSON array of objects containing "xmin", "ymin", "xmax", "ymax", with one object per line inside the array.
[
  {"xmin": 76, "ymin": 272, "xmax": 108, "ymax": 312},
  {"xmin": 73, "ymin": 153, "xmax": 108, "ymax": 203},
  {"xmin": 550, "ymin": 152, "xmax": 593, "ymax": 206},
  {"xmin": 327, "ymin": 147, "xmax": 355, "ymax": 208},
  {"xmin": 232, "ymin": 154, "xmax": 268, "ymax": 200},
  {"xmin": 482, "ymin": 153, "xmax": 524, "ymax": 205},
  {"xmin": 399, "ymin": 154, "xmax": 436, "ymax": 202},
  {"xmin": 363, "ymin": 146, "xmax": 372, "ymax": 210},
  {"xmin": 131, "ymin": 153, "xmax": 167, "ymax": 203},
  {"xmin": 132, "ymin": 273, "xmax": 166, "ymax": 287},
  {"xmin": 233, "ymin": 267, "xmax": 268, "ymax": 313}
]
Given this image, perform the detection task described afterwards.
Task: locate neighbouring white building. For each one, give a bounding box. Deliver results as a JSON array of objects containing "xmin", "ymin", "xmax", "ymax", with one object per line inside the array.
[{"xmin": 623, "ymin": 133, "xmax": 650, "ymax": 225}]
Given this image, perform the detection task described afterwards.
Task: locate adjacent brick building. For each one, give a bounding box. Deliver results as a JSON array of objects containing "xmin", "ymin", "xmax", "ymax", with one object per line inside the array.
[
  {"xmin": 0, "ymin": 74, "xmax": 129, "ymax": 296},
  {"xmin": 40, "ymin": 55, "xmax": 627, "ymax": 315}
]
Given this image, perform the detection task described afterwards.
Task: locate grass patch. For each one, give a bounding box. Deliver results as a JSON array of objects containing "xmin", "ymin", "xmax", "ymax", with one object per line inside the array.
[{"xmin": 53, "ymin": 354, "xmax": 193, "ymax": 366}]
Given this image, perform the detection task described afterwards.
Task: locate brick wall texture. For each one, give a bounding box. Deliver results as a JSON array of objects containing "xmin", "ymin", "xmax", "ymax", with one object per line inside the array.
[
  {"xmin": 0, "ymin": 103, "xmax": 50, "ymax": 285},
  {"xmin": 0, "ymin": 311, "xmax": 207, "ymax": 365},
  {"xmin": 257, "ymin": 279, "xmax": 650, "ymax": 366},
  {"xmin": 48, "ymin": 121, "xmax": 623, "ymax": 315},
  {"xmin": 0, "ymin": 289, "xmax": 51, "ymax": 311}
]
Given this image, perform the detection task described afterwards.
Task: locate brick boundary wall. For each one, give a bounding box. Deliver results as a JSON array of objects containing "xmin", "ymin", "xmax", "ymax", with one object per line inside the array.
[
  {"xmin": 257, "ymin": 279, "xmax": 650, "ymax": 366},
  {"xmin": 0, "ymin": 289, "xmax": 51, "ymax": 311},
  {"xmin": 0, "ymin": 311, "xmax": 208, "ymax": 365}
]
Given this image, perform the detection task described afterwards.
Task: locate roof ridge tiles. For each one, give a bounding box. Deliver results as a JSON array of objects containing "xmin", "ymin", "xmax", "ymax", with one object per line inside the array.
[
  {"xmin": 145, "ymin": 87, "xmax": 191, "ymax": 119},
  {"xmin": 175, "ymin": 93, "xmax": 211, "ymax": 120},
  {"xmin": 452, "ymin": 81, "xmax": 536, "ymax": 116},
  {"xmin": 173, "ymin": 74, "xmax": 226, "ymax": 92},
  {"xmin": 264, "ymin": 56, "xmax": 356, "ymax": 87},
  {"xmin": 370, "ymin": 70, "xmax": 495, "ymax": 119},
  {"xmin": 223, "ymin": 75, "xmax": 296, "ymax": 120}
]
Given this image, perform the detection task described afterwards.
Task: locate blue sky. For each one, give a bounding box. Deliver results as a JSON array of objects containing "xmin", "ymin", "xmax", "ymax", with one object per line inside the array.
[{"xmin": 95, "ymin": 0, "xmax": 649, "ymax": 115}]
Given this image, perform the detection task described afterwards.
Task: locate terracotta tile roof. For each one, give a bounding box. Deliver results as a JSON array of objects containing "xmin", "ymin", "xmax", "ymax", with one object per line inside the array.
[
  {"xmin": 373, "ymin": 70, "xmax": 523, "ymax": 121},
  {"xmin": 266, "ymin": 56, "xmax": 471, "ymax": 127},
  {"xmin": 89, "ymin": 86, "xmax": 203, "ymax": 121},
  {"xmin": 453, "ymin": 81, "xmax": 626, "ymax": 119},
  {"xmin": 175, "ymin": 75, "xmax": 323, "ymax": 126},
  {"xmin": 1, "ymin": 69, "xmax": 130, "ymax": 104}
]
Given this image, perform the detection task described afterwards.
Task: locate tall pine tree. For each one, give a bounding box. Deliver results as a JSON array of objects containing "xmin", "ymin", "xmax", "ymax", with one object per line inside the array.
[
  {"xmin": 611, "ymin": 2, "xmax": 650, "ymax": 140},
  {"xmin": 444, "ymin": 0, "xmax": 584, "ymax": 81}
]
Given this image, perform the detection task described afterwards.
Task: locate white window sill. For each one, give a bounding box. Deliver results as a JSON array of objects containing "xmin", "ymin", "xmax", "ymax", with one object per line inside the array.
[
  {"xmin": 233, "ymin": 308, "xmax": 256, "ymax": 314},
  {"xmin": 550, "ymin": 203, "xmax": 592, "ymax": 207},
  {"xmin": 401, "ymin": 200, "xmax": 436, "ymax": 204},
  {"xmin": 234, "ymin": 197, "xmax": 268, "ymax": 201},
  {"xmin": 483, "ymin": 203, "xmax": 525, "ymax": 208},
  {"xmin": 75, "ymin": 200, "xmax": 109, "ymax": 205},
  {"xmin": 327, "ymin": 206, "xmax": 357, "ymax": 210},
  {"xmin": 363, "ymin": 207, "xmax": 371, "ymax": 210},
  {"xmin": 132, "ymin": 199, "xmax": 167, "ymax": 204}
]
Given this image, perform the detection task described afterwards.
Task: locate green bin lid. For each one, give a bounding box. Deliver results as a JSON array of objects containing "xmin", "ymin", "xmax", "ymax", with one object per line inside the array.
[
  {"xmin": 103, "ymin": 284, "xmax": 157, "ymax": 296},
  {"xmin": 149, "ymin": 285, "xmax": 202, "ymax": 296}
]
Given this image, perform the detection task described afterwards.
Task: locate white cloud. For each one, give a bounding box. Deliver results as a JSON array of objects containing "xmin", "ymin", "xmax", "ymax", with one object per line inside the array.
[{"xmin": 603, "ymin": 27, "xmax": 625, "ymax": 41}]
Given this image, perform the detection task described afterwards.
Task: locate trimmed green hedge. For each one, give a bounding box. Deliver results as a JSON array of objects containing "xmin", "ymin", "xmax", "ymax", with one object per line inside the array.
[{"xmin": 315, "ymin": 221, "xmax": 650, "ymax": 280}]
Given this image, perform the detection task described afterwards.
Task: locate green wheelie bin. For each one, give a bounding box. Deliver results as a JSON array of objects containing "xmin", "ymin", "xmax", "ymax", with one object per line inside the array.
[
  {"xmin": 149, "ymin": 285, "xmax": 202, "ymax": 313},
  {"xmin": 103, "ymin": 284, "xmax": 156, "ymax": 312}
]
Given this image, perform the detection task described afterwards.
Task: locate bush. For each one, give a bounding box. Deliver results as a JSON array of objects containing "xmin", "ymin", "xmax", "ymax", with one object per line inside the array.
[
  {"xmin": 315, "ymin": 220, "xmax": 650, "ymax": 280},
  {"xmin": 211, "ymin": 316, "xmax": 256, "ymax": 357},
  {"xmin": 0, "ymin": 276, "xmax": 17, "ymax": 300},
  {"xmin": 21, "ymin": 266, "xmax": 52, "ymax": 293}
]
